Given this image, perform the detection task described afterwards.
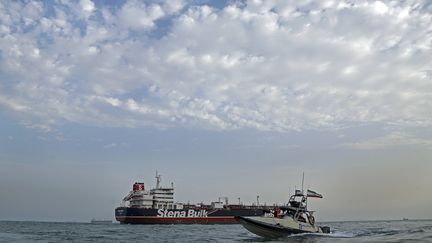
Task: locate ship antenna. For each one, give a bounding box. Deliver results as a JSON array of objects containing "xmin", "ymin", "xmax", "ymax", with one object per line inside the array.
[
  {"xmin": 301, "ymin": 172, "xmax": 305, "ymax": 195},
  {"xmin": 155, "ymin": 171, "xmax": 161, "ymax": 189}
]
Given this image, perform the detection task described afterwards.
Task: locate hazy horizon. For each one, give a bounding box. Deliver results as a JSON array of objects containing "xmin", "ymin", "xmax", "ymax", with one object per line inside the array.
[{"xmin": 1, "ymin": 0, "xmax": 432, "ymax": 223}]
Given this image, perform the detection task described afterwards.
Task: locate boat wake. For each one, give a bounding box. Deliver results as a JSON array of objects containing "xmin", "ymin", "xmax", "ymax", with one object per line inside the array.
[
  {"xmin": 286, "ymin": 231, "xmax": 355, "ymax": 238},
  {"xmin": 241, "ymin": 230, "xmax": 356, "ymax": 242}
]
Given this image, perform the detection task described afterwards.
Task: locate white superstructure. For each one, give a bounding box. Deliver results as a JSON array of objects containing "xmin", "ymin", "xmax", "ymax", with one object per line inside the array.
[
  {"xmin": 151, "ymin": 173, "xmax": 175, "ymax": 209},
  {"xmin": 122, "ymin": 172, "xmax": 183, "ymax": 209}
]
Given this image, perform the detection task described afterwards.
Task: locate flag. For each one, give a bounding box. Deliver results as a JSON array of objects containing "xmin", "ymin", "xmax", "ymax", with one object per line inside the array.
[{"xmin": 307, "ymin": 189, "xmax": 323, "ymax": 198}]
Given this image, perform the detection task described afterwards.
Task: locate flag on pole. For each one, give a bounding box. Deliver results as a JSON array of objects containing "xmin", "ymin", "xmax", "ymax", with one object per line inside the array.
[{"xmin": 307, "ymin": 189, "xmax": 323, "ymax": 198}]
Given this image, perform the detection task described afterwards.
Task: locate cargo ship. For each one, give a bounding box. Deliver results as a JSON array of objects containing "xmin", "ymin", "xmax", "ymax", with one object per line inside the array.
[{"xmin": 115, "ymin": 173, "xmax": 274, "ymax": 224}]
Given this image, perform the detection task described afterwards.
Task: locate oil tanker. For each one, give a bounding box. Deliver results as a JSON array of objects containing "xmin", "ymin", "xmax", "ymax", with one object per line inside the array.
[{"xmin": 115, "ymin": 173, "xmax": 274, "ymax": 224}]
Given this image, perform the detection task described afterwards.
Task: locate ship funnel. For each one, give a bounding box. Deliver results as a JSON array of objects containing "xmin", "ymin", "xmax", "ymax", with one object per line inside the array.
[{"xmin": 133, "ymin": 182, "xmax": 145, "ymax": 191}]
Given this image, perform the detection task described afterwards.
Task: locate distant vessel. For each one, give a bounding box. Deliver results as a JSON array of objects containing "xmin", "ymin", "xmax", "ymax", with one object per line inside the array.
[
  {"xmin": 115, "ymin": 173, "xmax": 274, "ymax": 224},
  {"xmin": 403, "ymin": 218, "xmax": 409, "ymax": 221},
  {"xmin": 236, "ymin": 190, "xmax": 330, "ymax": 238},
  {"xmin": 90, "ymin": 219, "xmax": 112, "ymax": 224}
]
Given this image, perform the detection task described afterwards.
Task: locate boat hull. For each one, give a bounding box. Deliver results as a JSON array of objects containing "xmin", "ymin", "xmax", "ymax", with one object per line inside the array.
[{"xmin": 236, "ymin": 216, "xmax": 326, "ymax": 238}]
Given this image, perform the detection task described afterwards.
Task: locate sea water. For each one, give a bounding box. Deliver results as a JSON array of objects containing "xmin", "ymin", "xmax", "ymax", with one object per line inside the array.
[{"xmin": 1, "ymin": 220, "xmax": 431, "ymax": 242}]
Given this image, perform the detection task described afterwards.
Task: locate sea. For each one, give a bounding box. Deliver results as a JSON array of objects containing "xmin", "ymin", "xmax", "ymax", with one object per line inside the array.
[{"xmin": 0, "ymin": 220, "xmax": 431, "ymax": 242}]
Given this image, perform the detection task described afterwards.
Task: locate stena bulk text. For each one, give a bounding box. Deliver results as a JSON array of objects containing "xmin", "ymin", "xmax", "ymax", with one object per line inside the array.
[{"xmin": 157, "ymin": 209, "xmax": 208, "ymax": 218}]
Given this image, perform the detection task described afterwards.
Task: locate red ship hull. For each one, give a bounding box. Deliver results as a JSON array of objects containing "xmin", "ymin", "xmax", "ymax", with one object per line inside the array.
[{"xmin": 115, "ymin": 207, "xmax": 269, "ymax": 224}]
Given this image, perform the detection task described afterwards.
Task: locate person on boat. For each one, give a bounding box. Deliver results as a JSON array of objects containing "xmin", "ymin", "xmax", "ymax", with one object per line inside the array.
[
  {"xmin": 273, "ymin": 208, "xmax": 281, "ymax": 218},
  {"xmin": 301, "ymin": 197, "xmax": 307, "ymax": 208},
  {"xmin": 286, "ymin": 209, "xmax": 295, "ymax": 217}
]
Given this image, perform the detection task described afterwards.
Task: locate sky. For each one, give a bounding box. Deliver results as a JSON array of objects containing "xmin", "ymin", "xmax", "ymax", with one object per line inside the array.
[{"xmin": 0, "ymin": 0, "xmax": 432, "ymax": 222}]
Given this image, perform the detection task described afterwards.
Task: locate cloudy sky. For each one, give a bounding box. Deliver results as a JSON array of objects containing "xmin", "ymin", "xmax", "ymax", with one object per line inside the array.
[{"xmin": 1, "ymin": 0, "xmax": 432, "ymax": 222}]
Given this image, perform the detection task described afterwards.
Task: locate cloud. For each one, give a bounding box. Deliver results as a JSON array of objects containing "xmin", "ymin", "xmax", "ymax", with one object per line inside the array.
[
  {"xmin": 80, "ymin": 0, "xmax": 95, "ymax": 14},
  {"xmin": 0, "ymin": 0, "xmax": 432, "ymax": 132},
  {"xmin": 340, "ymin": 131, "xmax": 432, "ymax": 149},
  {"xmin": 103, "ymin": 142, "xmax": 127, "ymax": 149},
  {"xmin": 117, "ymin": 0, "xmax": 166, "ymax": 30}
]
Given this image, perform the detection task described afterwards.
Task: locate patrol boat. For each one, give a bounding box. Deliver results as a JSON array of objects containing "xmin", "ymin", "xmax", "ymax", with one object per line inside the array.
[{"xmin": 236, "ymin": 189, "xmax": 330, "ymax": 238}]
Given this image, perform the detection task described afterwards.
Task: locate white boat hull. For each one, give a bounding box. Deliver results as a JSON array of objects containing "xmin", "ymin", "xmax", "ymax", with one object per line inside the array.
[{"xmin": 236, "ymin": 216, "xmax": 328, "ymax": 238}]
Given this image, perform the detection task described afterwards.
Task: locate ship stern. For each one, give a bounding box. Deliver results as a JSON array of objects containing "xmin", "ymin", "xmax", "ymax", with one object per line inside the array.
[{"xmin": 115, "ymin": 207, "xmax": 128, "ymax": 224}]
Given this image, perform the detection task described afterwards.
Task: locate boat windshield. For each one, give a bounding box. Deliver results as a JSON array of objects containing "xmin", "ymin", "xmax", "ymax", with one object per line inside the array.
[{"xmin": 288, "ymin": 195, "xmax": 307, "ymax": 209}]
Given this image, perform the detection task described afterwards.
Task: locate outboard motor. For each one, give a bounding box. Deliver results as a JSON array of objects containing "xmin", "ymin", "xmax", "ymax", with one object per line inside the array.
[{"xmin": 321, "ymin": 226, "xmax": 331, "ymax": 234}]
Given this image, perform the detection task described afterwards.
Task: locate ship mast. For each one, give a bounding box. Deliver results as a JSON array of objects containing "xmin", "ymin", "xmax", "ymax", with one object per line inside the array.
[
  {"xmin": 155, "ymin": 171, "xmax": 161, "ymax": 189},
  {"xmin": 301, "ymin": 172, "xmax": 308, "ymax": 210},
  {"xmin": 301, "ymin": 172, "xmax": 304, "ymax": 195}
]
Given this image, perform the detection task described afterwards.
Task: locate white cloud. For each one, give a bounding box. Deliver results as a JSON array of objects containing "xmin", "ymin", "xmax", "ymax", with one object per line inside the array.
[
  {"xmin": 340, "ymin": 131, "xmax": 432, "ymax": 149},
  {"xmin": 0, "ymin": 0, "xmax": 432, "ymax": 132},
  {"xmin": 103, "ymin": 142, "xmax": 127, "ymax": 149},
  {"xmin": 372, "ymin": 1, "xmax": 389, "ymax": 15},
  {"xmin": 80, "ymin": 0, "xmax": 95, "ymax": 14},
  {"xmin": 118, "ymin": 0, "xmax": 165, "ymax": 30},
  {"xmin": 0, "ymin": 95, "xmax": 28, "ymax": 111}
]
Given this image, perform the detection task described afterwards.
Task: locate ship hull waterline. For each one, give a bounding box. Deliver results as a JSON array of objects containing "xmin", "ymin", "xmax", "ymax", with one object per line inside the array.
[{"xmin": 116, "ymin": 216, "xmax": 238, "ymax": 224}]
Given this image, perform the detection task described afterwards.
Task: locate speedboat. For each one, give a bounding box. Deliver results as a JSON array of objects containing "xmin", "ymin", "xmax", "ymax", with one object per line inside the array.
[{"xmin": 236, "ymin": 190, "xmax": 330, "ymax": 238}]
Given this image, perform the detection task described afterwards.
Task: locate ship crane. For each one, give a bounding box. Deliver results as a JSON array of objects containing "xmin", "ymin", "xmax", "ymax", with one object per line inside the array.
[{"xmin": 218, "ymin": 197, "xmax": 229, "ymax": 205}]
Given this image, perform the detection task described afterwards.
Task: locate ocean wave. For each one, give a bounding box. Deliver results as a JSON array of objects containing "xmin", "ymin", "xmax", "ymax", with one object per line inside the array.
[
  {"xmin": 286, "ymin": 231, "xmax": 355, "ymax": 238},
  {"xmin": 1, "ymin": 220, "xmax": 432, "ymax": 242}
]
